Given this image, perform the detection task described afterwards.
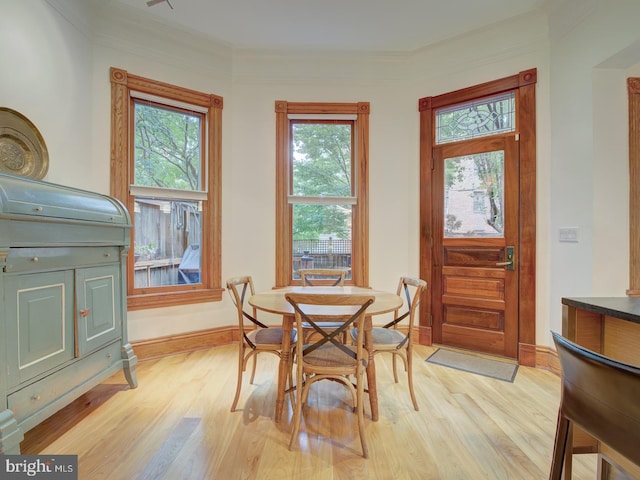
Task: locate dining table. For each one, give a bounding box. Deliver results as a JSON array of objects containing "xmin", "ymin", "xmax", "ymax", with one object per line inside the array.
[{"xmin": 248, "ymin": 285, "xmax": 403, "ymax": 422}]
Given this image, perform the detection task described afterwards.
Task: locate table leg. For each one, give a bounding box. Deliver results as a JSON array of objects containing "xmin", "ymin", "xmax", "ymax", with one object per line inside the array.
[
  {"xmin": 364, "ymin": 316, "xmax": 379, "ymax": 421},
  {"xmin": 276, "ymin": 314, "xmax": 293, "ymax": 423}
]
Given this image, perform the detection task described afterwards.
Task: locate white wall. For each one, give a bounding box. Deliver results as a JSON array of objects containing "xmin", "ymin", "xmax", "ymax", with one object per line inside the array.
[
  {"xmin": 0, "ymin": 0, "xmax": 94, "ymax": 188},
  {"xmin": 546, "ymin": 0, "xmax": 640, "ymax": 346},
  {"xmin": 4, "ymin": 0, "xmax": 639, "ymax": 349}
]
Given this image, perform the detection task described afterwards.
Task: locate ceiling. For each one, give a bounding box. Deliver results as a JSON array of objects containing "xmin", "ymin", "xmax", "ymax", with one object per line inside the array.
[{"xmin": 111, "ymin": 0, "xmax": 547, "ymax": 53}]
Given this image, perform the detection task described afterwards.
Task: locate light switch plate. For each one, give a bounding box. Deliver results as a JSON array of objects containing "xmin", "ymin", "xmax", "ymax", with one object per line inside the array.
[{"xmin": 559, "ymin": 227, "xmax": 579, "ymax": 243}]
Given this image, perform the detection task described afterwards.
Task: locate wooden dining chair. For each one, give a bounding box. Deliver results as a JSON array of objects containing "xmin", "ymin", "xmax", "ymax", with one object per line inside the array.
[
  {"xmin": 354, "ymin": 276, "xmax": 426, "ymax": 411},
  {"xmin": 285, "ymin": 292, "xmax": 375, "ymax": 458},
  {"xmin": 226, "ymin": 275, "xmax": 295, "ymax": 413},
  {"xmin": 298, "ymin": 268, "xmax": 349, "ymax": 342},
  {"xmin": 549, "ymin": 331, "xmax": 640, "ymax": 479},
  {"xmin": 298, "ymin": 268, "xmax": 347, "ymax": 286}
]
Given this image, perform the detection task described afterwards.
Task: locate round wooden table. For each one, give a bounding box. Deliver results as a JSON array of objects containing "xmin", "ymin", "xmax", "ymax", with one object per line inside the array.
[{"xmin": 249, "ymin": 286, "xmax": 402, "ymax": 422}]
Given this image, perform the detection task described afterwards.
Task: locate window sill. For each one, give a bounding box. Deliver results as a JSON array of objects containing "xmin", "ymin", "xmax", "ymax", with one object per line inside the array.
[{"xmin": 127, "ymin": 288, "xmax": 224, "ymax": 311}]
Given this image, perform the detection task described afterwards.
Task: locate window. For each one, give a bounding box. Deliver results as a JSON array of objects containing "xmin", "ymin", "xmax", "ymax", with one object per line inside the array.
[
  {"xmin": 444, "ymin": 151, "xmax": 504, "ymax": 238},
  {"xmin": 435, "ymin": 92, "xmax": 515, "ymax": 144},
  {"xmin": 110, "ymin": 67, "xmax": 223, "ymax": 310},
  {"xmin": 290, "ymin": 120, "xmax": 354, "ymax": 280},
  {"xmin": 275, "ymin": 101, "xmax": 370, "ymax": 287}
]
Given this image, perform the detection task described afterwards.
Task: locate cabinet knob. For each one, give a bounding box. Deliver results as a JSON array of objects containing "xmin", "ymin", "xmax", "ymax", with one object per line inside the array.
[
  {"xmin": 79, "ymin": 309, "xmax": 90, "ymax": 317},
  {"xmin": 31, "ymin": 257, "xmax": 39, "ymax": 262},
  {"xmin": 31, "ymin": 395, "xmax": 41, "ymax": 401},
  {"xmin": 33, "ymin": 206, "xmax": 43, "ymax": 212}
]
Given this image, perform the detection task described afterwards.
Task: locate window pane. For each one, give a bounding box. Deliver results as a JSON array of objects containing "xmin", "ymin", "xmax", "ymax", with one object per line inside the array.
[
  {"xmin": 133, "ymin": 198, "xmax": 202, "ymax": 287},
  {"xmin": 291, "ymin": 122, "xmax": 352, "ymax": 197},
  {"xmin": 292, "ymin": 204, "xmax": 352, "ymax": 280},
  {"xmin": 444, "ymin": 151, "xmax": 504, "ymax": 238},
  {"xmin": 436, "ymin": 92, "xmax": 515, "ymax": 144},
  {"xmin": 134, "ymin": 101, "xmax": 202, "ymax": 191}
]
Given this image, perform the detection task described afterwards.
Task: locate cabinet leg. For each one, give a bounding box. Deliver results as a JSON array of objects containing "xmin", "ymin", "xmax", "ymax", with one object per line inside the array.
[
  {"xmin": 121, "ymin": 343, "xmax": 139, "ymax": 389},
  {"xmin": 0, "ymin": 409, "xmax": 23, "ymax": 454}
]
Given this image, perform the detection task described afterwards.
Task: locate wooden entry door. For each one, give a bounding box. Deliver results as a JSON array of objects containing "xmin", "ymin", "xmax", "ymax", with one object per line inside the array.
[{"xmin": 431, "ymin": 135, "xmax": 519, "ymax": 358}]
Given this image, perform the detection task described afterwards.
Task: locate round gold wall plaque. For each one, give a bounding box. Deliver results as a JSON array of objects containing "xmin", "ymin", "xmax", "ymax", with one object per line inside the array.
[{"xmin": 0, "ymin": 108, "xmax": 49, "ymax": 179}]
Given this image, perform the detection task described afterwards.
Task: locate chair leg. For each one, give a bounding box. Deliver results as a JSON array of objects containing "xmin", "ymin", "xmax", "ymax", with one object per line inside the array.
[
  {"xmin": 564, "ymin": 424, "xmax": 574, "ymax": 479},
  {"xmin": 287, "ymin": 359, "xmax": 295, "ymax": 407},
  {"xmin": 249, "ymin": 352, "xmax": 258, "ymax": 384},
  {"xmin": 230, "ymin": 343, "xmax": 246, "ymax": 412},
  {"xmin": 392, "ymin": 352, "xmax": 400, "ymax": 383},
  {"xmin": 289, "ymin": 364, "xmax": 305, "ymax": 451},
  {"xmin": 356, "ymin": 367, "xmax": 369, "ymax": 458},
  {"xmin": 549, "ymin": 412, "xmax": 570, "ymax": 480},
  {"xmin": 406, "ymin": 348, "xmax": 419, "ymax": 411}
]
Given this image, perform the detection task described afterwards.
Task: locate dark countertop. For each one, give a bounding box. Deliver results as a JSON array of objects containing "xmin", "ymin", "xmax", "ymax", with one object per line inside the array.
[{"xmin": 562, "ymin": 297, "xmax": 640, "ymax": 325}]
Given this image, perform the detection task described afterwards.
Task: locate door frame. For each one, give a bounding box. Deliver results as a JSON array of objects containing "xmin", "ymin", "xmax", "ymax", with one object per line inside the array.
[{"xmin": 418, "ymin": 68, "xmax": 537, "ymax": 366}]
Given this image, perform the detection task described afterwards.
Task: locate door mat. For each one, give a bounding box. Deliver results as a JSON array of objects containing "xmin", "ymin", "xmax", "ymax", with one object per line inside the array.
[{"xmin": 426, "ymin": 348, "xmax": 518, "ymax": 382}]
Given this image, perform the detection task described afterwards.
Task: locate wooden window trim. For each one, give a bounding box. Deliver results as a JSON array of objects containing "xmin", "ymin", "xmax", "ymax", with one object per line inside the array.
[
  {"xmin": 418, "ymin": 69, "xmax": 537, "ymax": 363},
  {"xmin": 110, "ymin": 67, "xmax": 223, "ymax": 310},
  {"xmin": 275, "ymin": 101, "xmax": 370, "ymax": 287},
  {"xmin": 628, "ymin": 78, "xmax": 640, "ymax": 296}
]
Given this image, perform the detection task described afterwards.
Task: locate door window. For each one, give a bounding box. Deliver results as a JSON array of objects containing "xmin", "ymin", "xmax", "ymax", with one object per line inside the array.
[
  {"xmin": 436, "ymin": 92, "xmax": 515, "ymax": 144},
  {"xmin": 444, "ymin": 151, "xmax": 504, "ymax": 238}
]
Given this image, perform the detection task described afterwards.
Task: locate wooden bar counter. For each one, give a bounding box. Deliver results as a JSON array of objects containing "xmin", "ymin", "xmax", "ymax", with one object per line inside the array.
[{"xmin": 562, "ymin": 297, "xmax": 640, "ymax": 479}]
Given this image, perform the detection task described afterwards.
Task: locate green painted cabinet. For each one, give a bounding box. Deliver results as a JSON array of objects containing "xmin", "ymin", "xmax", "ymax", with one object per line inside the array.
[{"xmin": 0, "ymin": 173, "xmax": 137, "ymax": 454}]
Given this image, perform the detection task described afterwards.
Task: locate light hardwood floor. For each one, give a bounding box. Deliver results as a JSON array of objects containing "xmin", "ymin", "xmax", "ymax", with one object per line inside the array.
[{"xmin": 22, "ymin": 344, "xmax": 597, "ymax": 479}]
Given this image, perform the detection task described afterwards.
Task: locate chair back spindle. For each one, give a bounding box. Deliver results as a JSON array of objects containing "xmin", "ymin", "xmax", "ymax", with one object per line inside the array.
[{"xmin": 299, "ymin": 268, "xmax": 347, "ymax": 286}]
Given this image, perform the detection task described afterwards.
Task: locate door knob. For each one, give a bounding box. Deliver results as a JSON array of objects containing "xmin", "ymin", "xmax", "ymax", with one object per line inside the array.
[{"xmin": 496, "ymin": 246, "xmax": 515, "ymax": 270}]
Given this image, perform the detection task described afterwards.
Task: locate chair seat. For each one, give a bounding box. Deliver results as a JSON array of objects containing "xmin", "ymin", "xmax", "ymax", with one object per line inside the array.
[
  {"xmin": 302, "ymin": 321, "xmax": 345, "ymax": 330},
  {"xmin": 302, "ymin": 321, "xmax": 349, "ymax": 343},
  {"xmin": 370, "ymin": 327, "xmax": 406, "ymax": 345},
  {"xmin": 301, "ymin": 344, "xmax": 365, "ymax": 368},
  {"xmin": 247, "ymin": 327, "xmax": 296, "ymax": 345},
  {"xmin": 349, "ymin": 326, "xmax": 405, "ymax": 345}
]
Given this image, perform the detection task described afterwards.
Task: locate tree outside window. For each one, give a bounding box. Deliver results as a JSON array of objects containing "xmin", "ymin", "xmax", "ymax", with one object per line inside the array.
[
  {"xmin": 132, "ymin": 101, "xmax": 204, "ymax": 288},
  {"xmin": 110, "ymin": 67, "xmax": 223, "ymax": 310},
  {"xmin": 290, "ymin": 121, "xmax": 354, "ymax": 279},
  {"xmin": 275, "ymin": 101, "xmax": 370, "ymax": 287}
]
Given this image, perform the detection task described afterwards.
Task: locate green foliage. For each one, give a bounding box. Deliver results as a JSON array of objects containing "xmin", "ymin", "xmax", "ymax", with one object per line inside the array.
[
  {"xmin": 446, "ymin": 151, "xmax": 504, "ymax": 234},
  {"xmin": 475, "ymin": 151, "xmax": 503, "ymax": 232},
  {"xmin": 291, "ymin": 123, "xmax": 353, "ymax": 239},
  {"xmin": 292, "ymin": 123, "xmax": 351, "ymax": 196},
  {"xmin": 445, "ymin": 157, "xmax": 464, "ymax": 188},
  {"xmin": 446, "ymin": 214, "xmax": 462, "ymax": 233},
  {"xmin": 134, "ymin": 242, "xmax": 156, "ymax": 259},
  {"xmin": 293, "ymin": 204, "xmax": 350, "ymax": 240},
  {"xmin": 134, "ymin": 102, "xmax": 201, "ymax": 190}
]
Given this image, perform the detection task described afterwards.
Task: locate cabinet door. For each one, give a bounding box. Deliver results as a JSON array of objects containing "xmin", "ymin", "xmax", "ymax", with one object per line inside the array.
[
  {"xmin": 76, "ymin": 265, "xmax": 121, "ymax": 355},
  {"xmin": 4, "ymin": 270, "xmax": 75, "ymax": 388}
]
